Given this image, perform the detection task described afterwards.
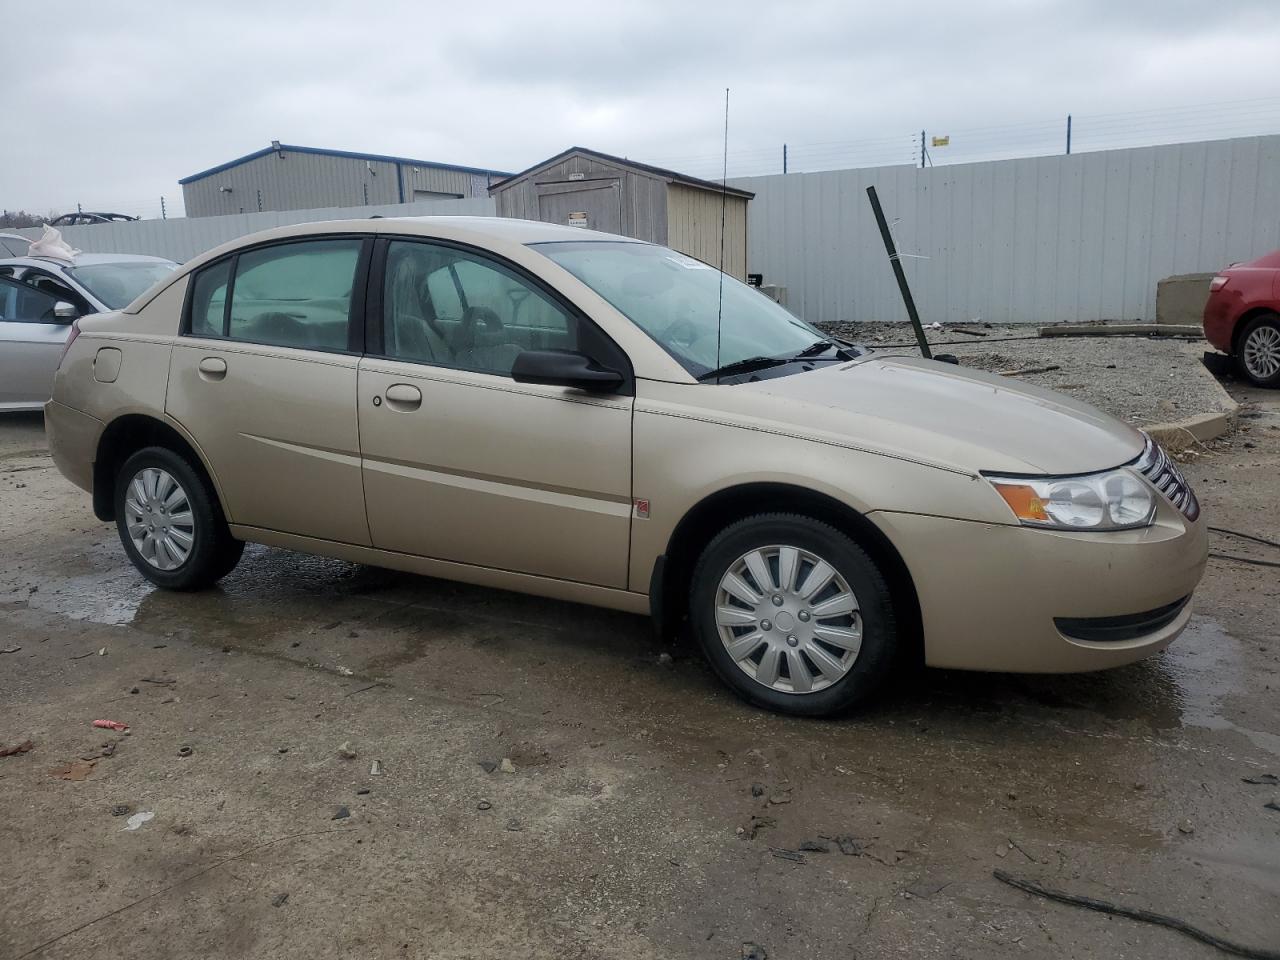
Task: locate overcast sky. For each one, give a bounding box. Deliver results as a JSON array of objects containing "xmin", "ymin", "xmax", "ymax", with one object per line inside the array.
[{"xmin": 5, "ymin": 0, "xmax": 1279, "ymax": 217}]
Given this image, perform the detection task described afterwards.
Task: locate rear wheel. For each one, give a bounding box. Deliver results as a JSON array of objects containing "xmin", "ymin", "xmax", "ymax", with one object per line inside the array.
[
  {"xmin": 689, "ymin": 513, "xmax": 898, "ymax": 717},
  {"xmin": 114, "ymin": 446, "xmax": 242, "ymax": 590},
  {"xmin": 1237, "ymin": 312, "xmax": 1280, "ymax": 387}
]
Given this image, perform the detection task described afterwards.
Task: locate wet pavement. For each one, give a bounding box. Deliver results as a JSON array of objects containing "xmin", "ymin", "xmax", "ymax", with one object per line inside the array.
[{"xmin": 1, "ymin": 398, "xmax": 1278, "ymax": 959}]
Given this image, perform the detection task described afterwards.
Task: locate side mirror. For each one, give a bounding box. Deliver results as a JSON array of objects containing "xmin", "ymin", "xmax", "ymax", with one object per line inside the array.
[
  {"xmin": 53, "ymin": 301, "xmax": 79, "ymax": 321},
  {"xmin": 511, "ymin": 349, "xmax": 624, "ymax": 393}
]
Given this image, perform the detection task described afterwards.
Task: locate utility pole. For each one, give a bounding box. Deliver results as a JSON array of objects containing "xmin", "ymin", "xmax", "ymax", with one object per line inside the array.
[
  {"xmin": 160, "ymin": 196, "xmax": 166, "ymax": 220},
  {"xmin": 1066, "ymin": 114, "xmax": 1073, "ymax": 155},
  {"xmin": 783, "ymin": 143, "xmax": 788, "ymax": 174}
]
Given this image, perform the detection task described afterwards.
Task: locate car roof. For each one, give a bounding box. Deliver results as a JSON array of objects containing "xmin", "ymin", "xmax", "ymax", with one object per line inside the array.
[{"xmin": 0, "ymin": 253, "xmax": 176, "ymax": 268}]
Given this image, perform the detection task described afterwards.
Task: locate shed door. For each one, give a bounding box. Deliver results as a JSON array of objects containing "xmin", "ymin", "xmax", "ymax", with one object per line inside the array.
[{"xmin": 536, "ymin": 179, "xmax": 622, "ymax": 234}]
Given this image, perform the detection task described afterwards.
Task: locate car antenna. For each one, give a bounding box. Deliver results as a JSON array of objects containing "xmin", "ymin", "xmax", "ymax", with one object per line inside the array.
[{"xmin": 715, "ymin": 87, "xmax": 730, "ymax": 373}]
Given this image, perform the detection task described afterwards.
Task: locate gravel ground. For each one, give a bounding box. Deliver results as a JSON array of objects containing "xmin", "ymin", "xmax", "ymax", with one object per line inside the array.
[
  {"xmin": 2, "ymin": 385, "xmax": 1278, "ymax": 959},
  {"xmin": 821, "ymin": 322, "xmax": 1235, "ymax": 430}
]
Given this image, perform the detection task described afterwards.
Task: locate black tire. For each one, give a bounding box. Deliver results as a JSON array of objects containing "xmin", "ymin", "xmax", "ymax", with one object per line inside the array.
[
  {"xmin": 689, "ymin": 513, "xmax": 898, "ymax": 717},
  {"xmin": 113, "ymin": 446, "xmax": 242, "ymax": 590},
  {"xmin": 1236, "ymin": 312, "xmax": 1280, "ymax": 387}
]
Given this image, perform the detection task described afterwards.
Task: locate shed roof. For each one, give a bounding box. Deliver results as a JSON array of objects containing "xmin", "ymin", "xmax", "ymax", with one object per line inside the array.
[
  {"xmin": 179, "ymin": 143, "xmax": 512, "ymax": 185},
  {"xmin": 488, "ymin": 146, "xmax": 754, "ymax": 199}
]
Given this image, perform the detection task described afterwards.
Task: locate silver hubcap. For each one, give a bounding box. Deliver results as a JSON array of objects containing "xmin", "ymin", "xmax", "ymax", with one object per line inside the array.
[
  {"xmin": 123, "ymin": 467, "xmax": 194, "ymax": 571},
  {"xmin": 1244, "ymin": 324, "xmax": 1280, "ymax": 380},
  {"xmin": 715, "ymin": 544, "xmax": 862, "ymax": 695}
]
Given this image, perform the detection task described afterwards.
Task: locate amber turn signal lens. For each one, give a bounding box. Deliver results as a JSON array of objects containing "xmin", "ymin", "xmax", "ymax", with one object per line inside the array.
[{"xmin": 991, "ymin": 482, "xmax": 1050, "ymax": 522}]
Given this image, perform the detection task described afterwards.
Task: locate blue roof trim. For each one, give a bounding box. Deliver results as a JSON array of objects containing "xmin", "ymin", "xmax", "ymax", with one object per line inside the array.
[{"xmin": 179, "ymin": 143, "xmax": 512, "ymax": 185}]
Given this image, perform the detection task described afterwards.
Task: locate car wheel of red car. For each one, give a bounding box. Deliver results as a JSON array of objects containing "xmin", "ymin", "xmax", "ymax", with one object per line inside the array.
[{"xmin": 1238, "ymin": 312, "xmax": 1280, "ymax": 388}]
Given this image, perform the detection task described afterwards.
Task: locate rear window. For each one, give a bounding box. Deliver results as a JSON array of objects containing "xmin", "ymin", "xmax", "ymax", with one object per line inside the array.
[{"xmin": 68, "ymin": 261, "xmax": 176, "ymax": 310}]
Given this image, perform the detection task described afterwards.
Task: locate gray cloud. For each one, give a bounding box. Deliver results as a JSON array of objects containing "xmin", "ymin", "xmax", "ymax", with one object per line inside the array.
[{"xmin": 5, "ymin": 0, "xmax": 1278, "ymax": 216}]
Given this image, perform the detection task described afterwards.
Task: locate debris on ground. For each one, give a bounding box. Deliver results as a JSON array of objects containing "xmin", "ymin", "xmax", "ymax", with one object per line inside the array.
[
  {"xmin": 369, "ymin": 760, "xmax": 383, "ymax": 776},
  {"xmin": 110, "ymin": 804, "xmax": 132, "ymax": 817},
  {"xmin": 97, "ymin": 647, "xmax": 106, "ymax": 656},
  {"xmin": 50, "ymin": 759, "xmax": 96, "ymax": 781},
  {"xmin": 177, "ymin": 745, "xmax": 193, "ymax": 757},
  {"xmin": 356, "ymin": 788, "xmax": 370, "ymax": 795},
  {"xmin": 1264, "ymin": 800, "xmax": 1280, "ymax": 813},
  {"xmin": 332, "ymin": 806, "xmax": 350, "ymax": 820},
  {"xmin": 0, "ymin": 645, "xmax": 20, "ymax": 654},
  {"xmin": 337, "ymin": 741, "xmax": 357, "ymax": 760},
  {"xmin": 656, "ymin": 652, "xmax": 674, "ymax": 668},
  {"xmin": 737, "ymin": 815, "xmax": 776, "ymax": 840},
  {"xmin": 769, "ymin": 847, "xmax": 807, "ymax": 863},
  {"xmin": 500, "ymin": 758, "xmax": 516, "ymax": 773},
  {"xmin": 833, "ymin": 835, "xmax": 863, "ymax": 856},
  {"xmin": 337, "ymin": 666, "xmax": 354, "ymax": 676},
  {"xmin": 768, "ymin": 791, "xmax": 791, "ymax": 805},
  {"xmin": 478, "ymin": 759, "xmax": 498, "ymax": 773},
  {"xmin": 993, "ymin": 869, "xmax": 1279, "ymax": 960},
  {"xmin": 272, "ymin": 892, "xmax": 289, "ymax": 907},
  {"xmin": 750, "ymin": 783, "xmax": 765, "ymax": 798},
  {"xmin": 1242, "ymin": 773, "xmax": 1278, "ymax": 785},
  {"xmin": 0, "ymin": 738, "xmax": 34, "ymax": 757},
  {"xmin": 477, "ymin": 799, "xmax": 492, "ymax": 811},
  {"xmin": 81, "ymin": 742, "xmax": 116, "ymax": 760},
  {"xmin": 92, "ymin": 719, "xmax": 128, "ymax": 732},
  {"xmin": 277, "ymin": 747, "xmax": 289, "ymax": 754},
  {"xmin": 799, "ymin": 839, "xmax": 832, "ymax": 853},
  {"xmin": 506, "ymin": 818, "xmax": 522, "ymax": 831},
  {"xmin": 123, "ymin": 811, "xmax": 154, "ymax": 831},
  {"xmin": 140, "ymin": 677, "xmax": 176, "ymax": 686},
  {"xmin": 742, "ymin": 942, "xmax": 768, "ymax": 960},
  {"xmin": 904, "ymin": 878, "xmax": 952, "ymax": 899},
  {"xmin": 1177, "ymin": 819, "xmax": 1195, "ymax": 835}
]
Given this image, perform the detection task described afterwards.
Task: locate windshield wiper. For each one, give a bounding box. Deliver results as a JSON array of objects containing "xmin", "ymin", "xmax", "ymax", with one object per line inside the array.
[
  {"xmin": 697, "ymin": 355, "xmax": 791, "ymax": 381},
  {"xmin": 793, "ymin": 337, "xmax": 859, "ymax": 360}
]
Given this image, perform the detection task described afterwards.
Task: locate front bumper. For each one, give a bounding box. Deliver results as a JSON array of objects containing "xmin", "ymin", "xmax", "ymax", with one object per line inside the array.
[
  {"xmin": 870, "ymin": 502, "xmax": 1207, "ymax": 673},
  {"xmin": 44, "ymin": 399, "xmax": 102, "ymax": 495}
]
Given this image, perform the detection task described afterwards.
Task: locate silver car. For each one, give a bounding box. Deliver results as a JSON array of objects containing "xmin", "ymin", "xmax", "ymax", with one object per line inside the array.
[{"xmin": 0, "ymin": 252, "xmax": 176, "ymax": 410}]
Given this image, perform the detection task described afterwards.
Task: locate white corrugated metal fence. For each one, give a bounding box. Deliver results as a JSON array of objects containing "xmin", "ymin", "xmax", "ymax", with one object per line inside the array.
[{"xmin": 731, "ymin": 134, "xmax": 1280, "ymax": 324}]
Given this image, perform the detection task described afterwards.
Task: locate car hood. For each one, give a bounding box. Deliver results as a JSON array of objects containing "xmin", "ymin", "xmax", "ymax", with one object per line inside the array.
[{"xmin": 722, "ymin": 354, "xmax": 1144, "ymax": 475}]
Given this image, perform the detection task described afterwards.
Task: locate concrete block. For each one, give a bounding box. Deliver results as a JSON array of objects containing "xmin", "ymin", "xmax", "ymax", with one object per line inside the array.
[{"xmin": 1155, "ymin": 273, "xmax": 1214, "ymax": 326}]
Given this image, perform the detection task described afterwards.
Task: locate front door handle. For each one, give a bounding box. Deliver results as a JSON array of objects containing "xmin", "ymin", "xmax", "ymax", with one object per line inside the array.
[
  {"xmin": 384, "ymin": 383, "xmax": 422, "ymax": 411},
  {"xmin": 198, "ymin": 357, "xmax": 227, "ymax": 380}
]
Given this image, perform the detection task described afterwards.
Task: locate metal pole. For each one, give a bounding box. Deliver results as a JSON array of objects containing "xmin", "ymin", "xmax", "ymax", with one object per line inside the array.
[
  {"xmin": 160, "ymin": 196, "xmax": 166, "ymax": 220},
  {"xmin": 866, "ymin": 185, "xmax": 932, "ymax": 359},
  {"xmin": 783, "ymin": 143, "xmax": 788, "ymax": 174},
  {"xmin": 1066, "ymin": 114, "xmax": 1072, "ymax": 155},
  {"xmin": 920, "ymin": 130, "xmax": 926, "ymax": 169}
]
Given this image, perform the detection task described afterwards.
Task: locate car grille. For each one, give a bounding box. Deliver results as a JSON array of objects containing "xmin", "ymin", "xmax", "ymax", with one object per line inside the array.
[
  {"xmin": 1055, "ymin": 596, "xmax": 1191, "ymax": 642},
  {"xmin": 1133, "ymin": 435, "xmax": 1200, "ymax": 521}
]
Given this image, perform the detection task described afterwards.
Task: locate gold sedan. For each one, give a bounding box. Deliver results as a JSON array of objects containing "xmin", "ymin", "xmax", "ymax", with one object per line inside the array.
[{"xmin": 45, "ymin": 217, "xmax": 1207, "ymax": 715}]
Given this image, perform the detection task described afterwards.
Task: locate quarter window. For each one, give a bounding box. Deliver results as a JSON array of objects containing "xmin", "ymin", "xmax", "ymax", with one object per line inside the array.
[
  {"xmin": 382, "ymin": 240, "xmax": 577, "ymax": 376},
  {"xmin": 186, "ymin": 238, "xmax": 361, "ymax": 351},
  {"xmin": 188, "ymin": 259, "xmax": 230, "ymax": 338}
]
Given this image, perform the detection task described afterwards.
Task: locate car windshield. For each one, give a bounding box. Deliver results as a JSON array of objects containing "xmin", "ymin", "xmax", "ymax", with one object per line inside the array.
[
  {"xmin": 68, "ymin": 260, "xmax": 177, "ymax": 310},
  {"xmin": 531, "ymin": 240, "xmax": 824, "ymax": 378}
]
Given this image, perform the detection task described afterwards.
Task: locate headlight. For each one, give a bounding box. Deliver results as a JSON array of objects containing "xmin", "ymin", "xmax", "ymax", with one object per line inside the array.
[{"xmin": 986, "ymin": 468, "xmax": 1156, "ymax": 531}]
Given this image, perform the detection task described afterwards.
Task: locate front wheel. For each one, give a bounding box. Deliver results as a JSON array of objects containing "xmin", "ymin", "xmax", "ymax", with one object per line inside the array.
[
  {"xmin": 689, "ymin": 513, "xmax": 898, "ymax": 717},
  {"xmin": 114, "ymin": 446, "xmax": 242, "ymax": 590},
  {"xmin": 1237, "ymin": 313, "xmax": 1280, "ymax": 387}
]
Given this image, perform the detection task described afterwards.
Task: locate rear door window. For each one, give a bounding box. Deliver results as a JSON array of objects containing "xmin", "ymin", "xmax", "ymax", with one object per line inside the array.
[{"xmin": 183, "ymin": 238, "xmax": 363, "ymax": 352}]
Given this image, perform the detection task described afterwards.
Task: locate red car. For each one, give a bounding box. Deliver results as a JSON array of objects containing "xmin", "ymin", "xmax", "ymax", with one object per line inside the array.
[{"xmin": 1203, "ymin": 250, "xmax": 1280, "ymax": 387}]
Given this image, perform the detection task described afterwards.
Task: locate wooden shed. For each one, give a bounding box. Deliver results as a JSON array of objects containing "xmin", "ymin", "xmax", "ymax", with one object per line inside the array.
[{"xmin": 489, "ymin": 147, "xmax": 753, "ymax": 278}]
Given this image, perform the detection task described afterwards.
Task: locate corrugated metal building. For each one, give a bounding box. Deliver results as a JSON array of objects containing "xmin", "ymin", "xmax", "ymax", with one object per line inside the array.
[
  {"xmin": 180, "ymin": 142, "xmax": 511, "ymax": 218},
  {"xmin": 489, "ymin": 147, "xmax": 753, "ymax": 278}
]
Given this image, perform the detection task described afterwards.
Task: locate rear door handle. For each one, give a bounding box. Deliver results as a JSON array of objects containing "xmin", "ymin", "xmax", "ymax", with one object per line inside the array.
[
  {"xmin": 384, "ymin": 383, "xmax": 422, "ymax": 411},
  {"xmin": 198, "ymin": 357, "xmax": 227, "ymax": 380}
]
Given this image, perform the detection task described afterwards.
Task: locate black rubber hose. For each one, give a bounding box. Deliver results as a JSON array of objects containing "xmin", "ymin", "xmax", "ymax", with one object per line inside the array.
[{"xmin": 994, "ymin": 871, "xmax": 1280, "ymax": 960}]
